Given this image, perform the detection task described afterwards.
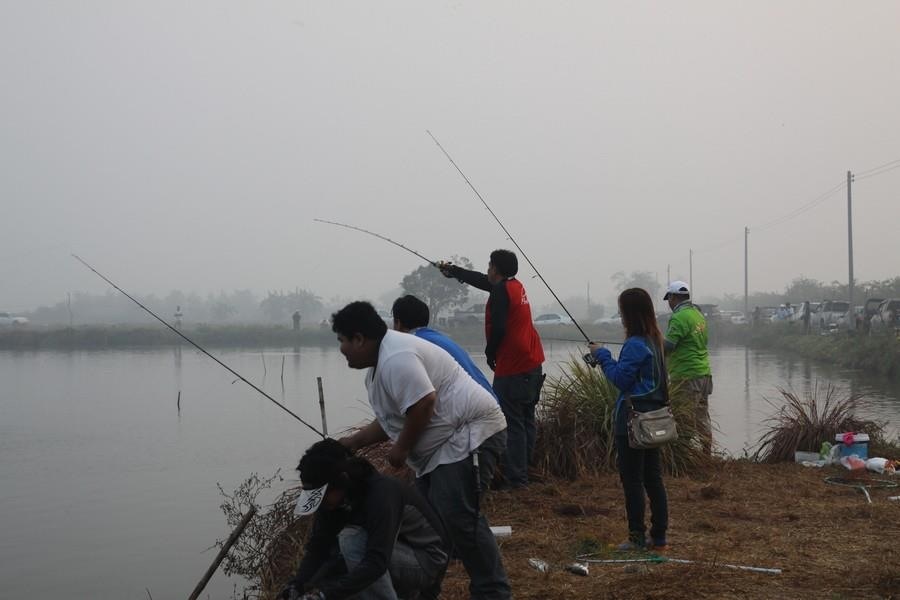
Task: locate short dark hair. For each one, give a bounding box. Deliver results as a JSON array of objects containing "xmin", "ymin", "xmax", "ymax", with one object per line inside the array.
[
  {"xmin": 296, "ymin": 438, "xmax": 352, "ymax": 487},
  {"xmin": 297, "ymin": 438, "xmax": 375, "ymax": 491},
  {"xmin": 392, "ymin": 295, "xmax": 430, "ymax": 329},
  {"xmin": 331, "ymin": 301, "xmax": 388, "ymax": 341},
  {"xmin": 490, "ymin": 249, "xmax": 518, "ymax": 277}
]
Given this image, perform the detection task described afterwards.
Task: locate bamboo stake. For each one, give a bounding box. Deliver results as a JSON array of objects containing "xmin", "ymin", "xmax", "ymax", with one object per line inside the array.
[
  {"xmin": 187, "ymin": 505, "xmax": 258, "ymax": 600},
  {"xmin": 316, "ymin": 376, "xmax": 328, "ymax": 436}
]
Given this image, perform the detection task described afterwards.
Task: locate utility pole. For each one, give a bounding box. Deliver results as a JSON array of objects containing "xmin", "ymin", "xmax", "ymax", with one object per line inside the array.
[
  {"xmin": 744, "ymin": 227, "xmax": 749, "ymax": 318},
  {"xmin": 586, "ymin": 281, "xmax": 591, "ymax": 317},
  {"xmin": 689, "ymin": 249, "xmax": 693, "ymax": 298},
  {"xmin": 847, "ymin": 170, "xmax": 855, "ymax": 331}
]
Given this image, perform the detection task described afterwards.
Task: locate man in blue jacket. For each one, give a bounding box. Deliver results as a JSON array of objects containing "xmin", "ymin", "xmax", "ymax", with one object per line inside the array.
[{"xmin": 391, "ymin": 294, "xmax": 497, "ymax": 399}]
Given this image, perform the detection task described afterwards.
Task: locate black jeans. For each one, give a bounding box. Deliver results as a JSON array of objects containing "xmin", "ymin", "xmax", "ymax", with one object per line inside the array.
[
  {"xmin": 615, "ymin": 434, "xmax": 668, "ymax": 543},
  {"xmin": 492, "ymin": 366, "xmax": 543, "ymax": 486}
]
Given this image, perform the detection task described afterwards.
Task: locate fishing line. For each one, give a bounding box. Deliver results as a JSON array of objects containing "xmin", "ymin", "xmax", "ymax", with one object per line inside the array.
[
  {"xmin": 426, "ymin": 130, "xmax": 594, "ymax": 344},
  {"xmin": 314, "ymin": 218, "xmax": 437, "ymax": 265},
  {"xmin": 542, "ymin": 337, "xmax": 624, "ymax": 345},
  {"xmin": 71, "ymin": 254, "xmax": 326, "ymax": 439}
]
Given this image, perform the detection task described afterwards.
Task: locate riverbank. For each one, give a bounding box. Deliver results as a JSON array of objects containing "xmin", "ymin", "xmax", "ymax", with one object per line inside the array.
[
  {"xmin": 258, "ymin": 459, "xmax": 899, "ymax": 600},
  {"xmin": 713, "ymin": 323, "xmax": 900, "ymax": 380}
]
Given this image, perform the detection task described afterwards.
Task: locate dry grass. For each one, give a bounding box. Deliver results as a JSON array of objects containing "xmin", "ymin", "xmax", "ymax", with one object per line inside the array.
[
  {"xmin": 434, "ymin": 460, "xmax": 900, "ymax": 600},
  {"xmin": 250, "ymin": 459, "xmax": 900, "ymax": 600},
  {"xmin": 753, "ymin": 384, "xmax": 885, "ymax": 463}
]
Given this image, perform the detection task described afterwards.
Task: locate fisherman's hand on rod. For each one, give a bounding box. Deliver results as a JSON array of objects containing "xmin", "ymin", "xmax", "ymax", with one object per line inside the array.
[{"xmin": 436, "ymin": 260, "xmax": 455, "ymax": 278}]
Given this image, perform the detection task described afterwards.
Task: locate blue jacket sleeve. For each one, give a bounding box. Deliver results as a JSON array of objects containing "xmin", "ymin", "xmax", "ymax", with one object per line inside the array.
[{"xmin": 593, "ymin": 339, "xmax": 651, "ymax": 394}]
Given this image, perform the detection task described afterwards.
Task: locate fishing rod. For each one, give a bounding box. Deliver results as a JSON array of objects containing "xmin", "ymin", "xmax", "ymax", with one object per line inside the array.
[
  {"xmin": 426, "ymin": 130, "xmax": 594, "ymax": 344},
  {"xmin": 542, "ymin": 337, "xmax": 624, "ymax": 346},
  {"xmin": 314, "ymin": 218, "xmax": 437, "ymax": 266},
  {"xmin": 71, "ymin": 254, "xmax": 326, "ymax": 439}
]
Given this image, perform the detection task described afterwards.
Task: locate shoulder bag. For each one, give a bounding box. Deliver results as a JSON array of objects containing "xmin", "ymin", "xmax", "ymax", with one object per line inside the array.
[{"xmin": 626, "ymin": 343, "xmax": 677, "ymax": 449}]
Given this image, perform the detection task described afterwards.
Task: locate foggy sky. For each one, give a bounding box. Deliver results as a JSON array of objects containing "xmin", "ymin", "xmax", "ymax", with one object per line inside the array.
[{"xmin": 2, "ymin": 1, "xmax": 899, "ymax": 313}]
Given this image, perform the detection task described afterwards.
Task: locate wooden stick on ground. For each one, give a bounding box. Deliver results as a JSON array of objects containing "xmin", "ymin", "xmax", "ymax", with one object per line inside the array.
[{"xmin": 188, "ymin": 505, "xmax": 258, "ymax": 600}]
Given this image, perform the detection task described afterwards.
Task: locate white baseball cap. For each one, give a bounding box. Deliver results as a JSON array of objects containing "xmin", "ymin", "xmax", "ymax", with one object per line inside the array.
[
  {"xmin": 663, "ymin": 280, "xmax": 690, "ymax": 300},
  {"xmin": 294, "ymin": 483, "xmax": 328, "ymax": 516}
]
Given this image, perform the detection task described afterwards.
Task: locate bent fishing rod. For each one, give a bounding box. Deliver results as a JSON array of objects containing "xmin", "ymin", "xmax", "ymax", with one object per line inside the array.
[
  {"xmin": 314, "ymin": 218, "xmax": 437, "ymax": 266},
  {"xmin": 426, "ymin": 130, "xmax": 595, "ymax": 344},
  {"xmin": 71, "ymin": 254, "xmax": 326, "ymax": 439}
]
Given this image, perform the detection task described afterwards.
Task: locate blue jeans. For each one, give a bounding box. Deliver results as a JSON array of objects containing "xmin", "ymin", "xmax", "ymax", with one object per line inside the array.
[
  {"xmin": 338, "ymin": 526, "xmax": 442, "ymax": 600},
  {"xmin": 492, "ymin": 366, "xmax": 543, "ymax": 486},
  {"xmin": 615, "ymin": 435, "xmax": 668, "ymax": 543},
  {"xmin": 415, "ymin": 431, "xmax": 510, "ymax": 600}
]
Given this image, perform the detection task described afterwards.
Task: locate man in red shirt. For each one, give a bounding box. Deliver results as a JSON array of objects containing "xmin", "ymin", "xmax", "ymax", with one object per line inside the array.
[{"xmin": 439, "ymin": 249, "xmax": 545, "ymax": 488}]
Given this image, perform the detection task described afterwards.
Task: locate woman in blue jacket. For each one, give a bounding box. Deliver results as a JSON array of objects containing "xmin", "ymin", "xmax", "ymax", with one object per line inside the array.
[{"xmin": 589, "ymin": 288, "xmax": 669, "ymax": 551}]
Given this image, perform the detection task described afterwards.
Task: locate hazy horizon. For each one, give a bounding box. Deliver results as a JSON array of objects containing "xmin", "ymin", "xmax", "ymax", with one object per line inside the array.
[{"xmin": 3, "ymin": 2, "xmax": 899, "ymax": 313}]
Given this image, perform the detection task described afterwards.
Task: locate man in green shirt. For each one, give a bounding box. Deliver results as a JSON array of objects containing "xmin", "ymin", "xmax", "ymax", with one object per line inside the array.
[{"xmin": 663, "ymin": 281, "xmax": 713, "ymax": 454}]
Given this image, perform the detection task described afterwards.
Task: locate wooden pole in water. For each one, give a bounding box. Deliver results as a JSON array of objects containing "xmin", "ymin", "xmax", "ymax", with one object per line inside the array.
[
  {"xmin": 187, "ymin": 505, "xmax": 257, "ymax": 600},
  {"xmin": 316, "ymin": 376, "xmax": 328, "ymax": 436}
]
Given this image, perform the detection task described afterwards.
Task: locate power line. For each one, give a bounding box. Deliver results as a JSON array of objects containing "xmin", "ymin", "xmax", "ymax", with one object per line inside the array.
[
  {"xmin": 856, "ymin": 161, "xmax": 900, "ymax": 182},
  {"xmin": 753, "ymin": 180, "xmax": 846, "ymax": 232},
  {"xmin": 854, "ymin": 158, "xmax": 900, "ymax": 178}
]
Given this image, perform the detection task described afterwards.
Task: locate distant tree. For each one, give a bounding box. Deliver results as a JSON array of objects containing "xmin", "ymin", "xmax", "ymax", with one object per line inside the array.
[
  {"xmin": 400, "ymin": 256, "xmax": 473, "ymax": 319},
  {"xmin": 610, "ymin": 271, "xmax": 661, "ymax": 300},
  {"xmin": 260, "ymin": 289, "xmax": 324, "ymax": 324},
  {"xmin": 783, "ymin": 277, "xmax": 827, "ymax": 302},
  {"xmin": 210, "ymin": 299, "xmax": 237, "ymax": 322}
]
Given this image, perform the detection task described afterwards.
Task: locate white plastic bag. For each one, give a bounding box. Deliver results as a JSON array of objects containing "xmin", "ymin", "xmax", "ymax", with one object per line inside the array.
[{"xmin": 865, "ymin": 457, "xmax": 895, "ymax": 474}]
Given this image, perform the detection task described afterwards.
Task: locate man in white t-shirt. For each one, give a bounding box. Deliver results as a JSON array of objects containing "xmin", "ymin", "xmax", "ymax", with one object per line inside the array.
[{"xmin": 333, "ymin": 301, "xmax": 511, "ymax": 600}]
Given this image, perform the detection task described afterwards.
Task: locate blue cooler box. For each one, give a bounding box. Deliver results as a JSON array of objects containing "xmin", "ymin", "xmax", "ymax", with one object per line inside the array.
[{"xmin": 835, "ymin": 433, "xmax": 869, "ymax": 459}]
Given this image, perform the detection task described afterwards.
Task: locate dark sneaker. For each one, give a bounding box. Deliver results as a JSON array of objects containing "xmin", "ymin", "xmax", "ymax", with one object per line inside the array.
[{"xmin": 615, "ymin": 537, "xmax": 646, "ymax": 552}]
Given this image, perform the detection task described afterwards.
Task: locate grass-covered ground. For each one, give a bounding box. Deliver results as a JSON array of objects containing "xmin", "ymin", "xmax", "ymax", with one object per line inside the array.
[{"xmin": 435, "ymin": 460, "xmax": 900, "ymax": 600}]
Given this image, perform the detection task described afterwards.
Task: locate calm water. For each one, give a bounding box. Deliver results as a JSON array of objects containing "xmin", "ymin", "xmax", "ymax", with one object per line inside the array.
[{"xmin": 1, "ymin": 342, "xmax": 898, "ymax": 598}]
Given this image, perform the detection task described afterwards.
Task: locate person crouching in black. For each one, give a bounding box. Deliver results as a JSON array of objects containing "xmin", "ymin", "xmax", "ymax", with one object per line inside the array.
[{"xmin": 281, "ymin": 439, "xmax": 449, "ymax": 600}]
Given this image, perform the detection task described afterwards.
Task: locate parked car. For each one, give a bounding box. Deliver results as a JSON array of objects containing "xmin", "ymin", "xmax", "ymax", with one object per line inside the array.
[
  {"xmin": 593, "ymin": 313, "xmax": 621, "ymax": 326},
  {"xmin": 0, "ymin": 312, "xmax": 29, "ymax": 327},
  {"xmin": 812, "ymin": 300, "xmax": 850, "ymax": 330},
  {"xmin": 718, "ymin": 310, "xmax": 743, "ymax": 322},
  {"xmin": 533, "ymin": 313, "xmax": 573, "ymax": 326},
  {"xmin": 861, "ymin": 298, "xmax": 885, "ymax": 333},
  {"xmin": 448, "ymin": 304, "xmax": 486, "ymax": 327},
  {"xmin": 870, "ymin": 299, "xmax": 900, "ymax": 334}
]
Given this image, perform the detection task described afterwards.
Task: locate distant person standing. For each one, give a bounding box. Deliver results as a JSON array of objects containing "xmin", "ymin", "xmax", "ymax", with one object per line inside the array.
[
  {"xmin": 438, "ymin": 249, "xmax": 544, "ymax": 489},
  {"xmin": 292, "ymin": 310, "xmax": 302, "ymax": 331},
  {"xmin": 174, "ymin": 305, "xmax": 183, "ymax": 329},
  {"xmin": 663, "ymin": 281, "xmax": 713, "ymax": 454},
  {"xmin": 391, "ymin": 294, "xmax": 497, "ymax": 399}
]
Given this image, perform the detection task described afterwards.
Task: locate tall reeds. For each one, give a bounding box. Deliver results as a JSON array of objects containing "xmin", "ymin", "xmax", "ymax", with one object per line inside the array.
[
  {"xmin": 533, "ymin": 357, "xmax": 709, "ymax": 478},
  {"xmin": 752, "ymin": 384, "xmax": 884, "ymax": 463}
]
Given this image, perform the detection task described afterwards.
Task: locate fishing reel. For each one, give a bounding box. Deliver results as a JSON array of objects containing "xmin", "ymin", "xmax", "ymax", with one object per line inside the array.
[{"xmin": 582, "ymin": 352, "xmax": 599, "ymax": 368}]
